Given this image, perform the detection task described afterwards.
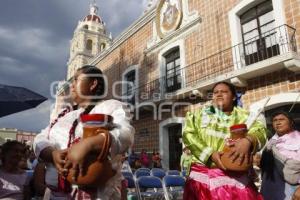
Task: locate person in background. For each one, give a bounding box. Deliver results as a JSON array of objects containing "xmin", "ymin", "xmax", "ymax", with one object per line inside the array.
[
  {"xmin": 252, "ymin": 152, "xmax": 262, "ymax": 190},
  {"xmin": 19, "ymin": 155, "xmax": 29, "ymax": 170},
  {"xmin": 180, "ymin": 146, "xmax": 192, "ymax": 172},
  {"xmin": 140, "ymin": 149, "xmax": 150, "ymax": 168},
  {"xmin": 27, "ymin": 150, "xmax": 38, "ymax": 170},
  {"xmin": 0, "ymin": 140, "xmax": 31, "ymax": 200},
  {"xmin": 152, "ymin": 150, "xmax": 162, "ymax": 168},
  {"xmin": 261, "ymin": 111, "xmax": 300, "ymax": 200},
  {"xmin": 128, "ymin": 150, "xmax": 138, "ymax": 169},
  {"xmin": 182, "ymin": 81, "xmax": 267, "ymax": 200},
  {"xmin": 33, "ymin": 65, "xmax": 135, "ymax": 199}
]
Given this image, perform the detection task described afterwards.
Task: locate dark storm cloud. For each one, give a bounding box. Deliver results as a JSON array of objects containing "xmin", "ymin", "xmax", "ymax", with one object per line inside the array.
[{"xmin": 0, "ymin": 0, "xmax": 147, "ymax": 131}]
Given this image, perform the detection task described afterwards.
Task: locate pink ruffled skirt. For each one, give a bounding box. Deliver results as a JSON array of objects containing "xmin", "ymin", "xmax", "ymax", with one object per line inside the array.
[{"xmin": 183, "ymin": 164, "xmax": 263, "ymax": 200}]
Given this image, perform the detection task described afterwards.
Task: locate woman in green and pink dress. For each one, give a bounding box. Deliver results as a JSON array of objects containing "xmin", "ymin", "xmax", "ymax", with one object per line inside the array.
[{"xmin": 183, "ymin": 82, "xmax": 267, "ymax": 200}]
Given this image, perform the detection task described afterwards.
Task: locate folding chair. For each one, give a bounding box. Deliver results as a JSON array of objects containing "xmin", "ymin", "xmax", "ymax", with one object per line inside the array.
[
  {"xmin": 137, "ymin": 167, "xmax": 151, "ymax": 172},
  {"xmin": 134, "ymin": 168, "xmax": 150, "ymax": 179},
  {"xmin": 166, "ymin": 170, "xmax": 180, "ymax": 176},
  {"xmin": 122, "ymin": 171, "xmax": 134, "ymax": 178},
  {"xmin": 124, "ymin": 175, "xmax": 139, "ymax": 200},
  {"xmin": 136, "ymin": 176, "xmax": 164, "ymax": 200},
  {"xmin": 150, "ymin": 168, "xmax": 166, "ymax": 179},
  {"xmin": 162, "ymin": 175, "xmax": 185, "ymax": 200}
]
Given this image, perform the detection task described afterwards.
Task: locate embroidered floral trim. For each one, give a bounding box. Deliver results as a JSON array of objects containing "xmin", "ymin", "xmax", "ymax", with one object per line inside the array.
[
  {"xmin": 47, "ymin": 107, "xmax": 71, "ymax": 139},
  {"xmin": 199, "ymin": 147, "xmax": 213, "ymax": 162},
  {"xmin": 189, "ymin": 170, "xmax": 249, "ymax": 190}
]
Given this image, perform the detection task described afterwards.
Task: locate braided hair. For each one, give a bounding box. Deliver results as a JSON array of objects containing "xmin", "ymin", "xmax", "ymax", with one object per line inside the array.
[
  {"xmin": 77, "ymin": 65, "xmax": 105, "ymax": 98},
  {"xmin": 67, "ymin": 65, "xmax": 106, "ymax": 146}
]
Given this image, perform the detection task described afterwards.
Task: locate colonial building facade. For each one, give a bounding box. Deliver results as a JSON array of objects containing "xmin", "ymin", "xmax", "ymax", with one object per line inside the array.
[{"xmin": 67, "ymin": 0, "xmax": 300, "ymax": 170}]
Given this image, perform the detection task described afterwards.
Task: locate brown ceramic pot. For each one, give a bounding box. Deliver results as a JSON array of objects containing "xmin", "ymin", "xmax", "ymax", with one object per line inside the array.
[
  {"xmin": 220, "ymin": 124, "xmax": 252, "ymax": 172},
  {"xmin": 66, "ymin": 114, "xmax": 116, "ymax": 187}
]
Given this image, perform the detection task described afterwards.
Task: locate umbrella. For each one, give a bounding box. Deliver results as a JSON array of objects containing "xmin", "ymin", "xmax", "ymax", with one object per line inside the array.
[{"xmin": 0, "ymin": 84, "xmax": 47, "ymax": 117}]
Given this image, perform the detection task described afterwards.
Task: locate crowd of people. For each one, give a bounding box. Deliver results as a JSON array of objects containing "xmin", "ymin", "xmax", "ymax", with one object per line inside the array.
[
  {"xmin": 0, "ymin": 65, "xmax": 299, "ymax": 200},
  {"xmin": 127, "ymin": 149, "xmax": 162, "ymax": 170}
]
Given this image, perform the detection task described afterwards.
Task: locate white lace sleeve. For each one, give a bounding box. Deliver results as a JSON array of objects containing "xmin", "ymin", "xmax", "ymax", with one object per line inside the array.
[
  {"xmin": 33, "ymin": 127, "xmax": 53, "ymax": 158},
  {"xmin": 110, "ymin": 103, "xmax": 135, "ymax": 155},
  {"xmin": 92, "ymin": 100, "xmax": 135, "ymax": 156}
]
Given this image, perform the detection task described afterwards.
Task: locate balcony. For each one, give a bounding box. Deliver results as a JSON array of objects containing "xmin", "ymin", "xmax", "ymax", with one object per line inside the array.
[{"xmin": 123, "ymin": 24, "xmax": 298, "ymax": 105}]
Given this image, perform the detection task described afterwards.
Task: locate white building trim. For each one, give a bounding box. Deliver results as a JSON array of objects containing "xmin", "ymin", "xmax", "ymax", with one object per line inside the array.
[
  {"xmin": 159, "ymin": 117, "xmax": 185, "ymax": 169},
  {"xmin": 249, "ymin": 92, "xmax": 300, "ymax": 113}
]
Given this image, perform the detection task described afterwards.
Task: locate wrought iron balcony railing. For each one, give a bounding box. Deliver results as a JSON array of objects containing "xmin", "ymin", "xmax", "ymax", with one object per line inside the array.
[{"xmin": 122, "ymin": 24, "xmax": 297, "ymax": 104}]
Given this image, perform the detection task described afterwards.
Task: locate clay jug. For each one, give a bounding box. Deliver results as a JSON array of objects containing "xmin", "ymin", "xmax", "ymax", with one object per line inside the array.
[
  {"xmin": 66, "ymin": 114, "xmax": 116, "ymax": 187},
  {"xmin": 220, "ymin": 124, "xmax": 252, "ymax": 172}
]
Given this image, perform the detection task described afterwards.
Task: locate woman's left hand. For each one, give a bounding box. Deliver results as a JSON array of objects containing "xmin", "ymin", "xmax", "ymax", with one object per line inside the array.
[
  {"xmin": 228, "ymin": 138, "xmax": 252, "ymax": 165},
  {"xmin": 292, "ymin": 186, "xmax": 300, "ymax": 200}
]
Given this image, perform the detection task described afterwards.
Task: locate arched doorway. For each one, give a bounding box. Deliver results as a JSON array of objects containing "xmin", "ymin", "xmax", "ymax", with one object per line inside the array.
[
  {"xmin": 159, "ymin": 117, "xmax": 185, "ymax": 169},
  {"xmin": 249, "ymin": 93, "xmax": 300, "ymax": 138}
]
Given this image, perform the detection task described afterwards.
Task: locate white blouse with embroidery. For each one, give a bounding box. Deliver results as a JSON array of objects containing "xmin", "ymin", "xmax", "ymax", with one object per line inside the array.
[{"xmin": 33, "ymin": 99, "xmax": 135, "ymax": 199}]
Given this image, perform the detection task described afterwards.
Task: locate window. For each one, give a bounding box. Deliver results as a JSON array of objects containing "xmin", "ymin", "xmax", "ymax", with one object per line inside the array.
[
  {"xmin": 124, "ymin": 70, "xmax": 136, "ymax": 105},
  {"xmin": 240, "ymin": 0, "xmax": 278, "ymax": 65},
  {"xmin": 86, "ymin": 39, "xmax": 93, "ymax": 51},
  {"xmin": 100, "ymin": 43, "xmax": 106, "ymax": 51},
  {"xmin": 83, "ymin": 25, "xmax": 88, "ymax": 29},
  {"xmin": 164, "ymin": 48, "xmax": 181, "ymax": 92}
]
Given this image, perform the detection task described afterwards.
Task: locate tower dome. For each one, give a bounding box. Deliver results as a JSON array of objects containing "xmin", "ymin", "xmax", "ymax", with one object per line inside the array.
[
  {"xmin": 83, "ymin": 1, "xmax": 103, "ymax": 24},
  {"xmin": 67, "ymin": 0, "xmax": 112, "ymax": 79}
]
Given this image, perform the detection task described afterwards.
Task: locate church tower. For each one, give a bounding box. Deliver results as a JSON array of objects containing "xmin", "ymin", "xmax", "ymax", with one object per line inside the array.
[{"xmin": 67, "ymin": 0, "xmax": 112, "ymax": 79}]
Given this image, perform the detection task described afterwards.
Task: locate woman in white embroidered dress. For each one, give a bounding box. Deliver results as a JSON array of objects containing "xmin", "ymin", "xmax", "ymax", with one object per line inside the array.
[{"xmin": 33, "ymin": 65, "xmax": 135, "ymax": 199}]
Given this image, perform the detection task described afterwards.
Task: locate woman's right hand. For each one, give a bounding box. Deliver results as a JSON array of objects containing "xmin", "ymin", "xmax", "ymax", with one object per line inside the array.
[
  {"xmin": 211, "ymin": 151, "xmax": 226, "ymax": 170},
  {"xmin": 52, "ymin": 149, "xmax": 68, "ymax": 175}
]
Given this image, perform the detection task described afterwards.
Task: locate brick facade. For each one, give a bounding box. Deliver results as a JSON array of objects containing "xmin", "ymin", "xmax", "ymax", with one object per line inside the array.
[{"xmin": 84, "ymin": 0, "xmax": 300, "ymax": 169}]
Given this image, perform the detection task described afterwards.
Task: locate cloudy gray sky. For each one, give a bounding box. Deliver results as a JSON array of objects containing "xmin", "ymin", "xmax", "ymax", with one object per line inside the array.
[{"xmin": 0, "ymin": 0, "xmax": 148, "ymax": 132}]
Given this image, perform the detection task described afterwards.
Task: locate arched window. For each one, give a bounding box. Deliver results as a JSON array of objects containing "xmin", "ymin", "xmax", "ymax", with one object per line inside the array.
[
  {"xmin": 123, "ymin": 70, "xmax": 136, "ymax": 105},
  {"xmin": 122, "ymin": 66, "xmax": 138, "ymax": 105},
  {"xmin": 100, "ymin": 43, "xmax": 106, "ymax": 51},
  {"xmin": 83, "ymin": 25, "xmax": 88, "ymax": 29},
  {"xmin": 86, "ymin": 39, "xmax": 93, "ymax": 51}
]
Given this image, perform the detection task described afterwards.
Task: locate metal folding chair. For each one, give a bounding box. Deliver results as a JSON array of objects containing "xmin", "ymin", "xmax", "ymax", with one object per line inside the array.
[
  {"xmin": 162, "ymin": 175, "xmax": 185, "ymax": 200},
  {"xmin": 166, "ymin": 170, "xmax": 181, "ymax": 176},
  {"xmin": 150, "ymin": 168, "xmax": 166, "ymax": 179},
  {"xmin": 136, "ymin": 176, "xmax": 165, "ymax": 200},
  {"xmin": 137, "ymin": 167, "xmax": 151, "ymax": 172},
  {"xmin": 134, "ymin": 168, "xmax": 151, "ymax": 179},
  {"xmin": 122, "ymin": 171, "xmax": 134, "ymax": 178},
  {"xmin": 124, "ymin": 175, "xmax": 139, "ymax": 200}
]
